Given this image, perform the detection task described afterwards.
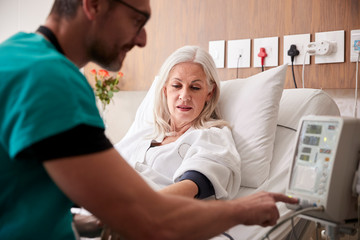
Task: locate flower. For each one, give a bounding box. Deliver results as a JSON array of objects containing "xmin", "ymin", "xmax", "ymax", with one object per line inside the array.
[{"xmin": 91, "ymin": 69, "xmax": 123, "ymax": 108}]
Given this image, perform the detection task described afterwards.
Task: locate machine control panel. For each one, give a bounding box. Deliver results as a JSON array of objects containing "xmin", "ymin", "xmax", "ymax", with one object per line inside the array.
[
  {"xmin": 288, "ymin": 120, "xmax": 339, "ymax": 203},
  {"xmin": 286, "ymin": 116, "xmax": 359, "ymax": 223}
]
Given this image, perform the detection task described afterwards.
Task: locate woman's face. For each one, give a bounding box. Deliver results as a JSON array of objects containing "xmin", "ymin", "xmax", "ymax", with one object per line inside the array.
[{"xmin": 164, "ymin": 62, "xmax": 213, "ymax": 129}]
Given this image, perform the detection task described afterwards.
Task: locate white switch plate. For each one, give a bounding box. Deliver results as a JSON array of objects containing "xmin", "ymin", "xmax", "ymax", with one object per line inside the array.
[
  {"xmin": 253, "ymin": 37, "xmax": 278, "ymax": 67},
  {"xmin": 350, "ymin": 29, "xmax": 360, "ymax": 62},
  {"xmin": 315, "ymin": 30, "xmax": 344, "ymax": 64},
  {"xmin": 209, "ymin": 40, "xmax": 225, "ymax": 68},
  {"xmin": 227, "ymin": 39, "xmax": 251, "ymax": 68},
  {"xmin": 283, "ymin": 34, "xmax": 311, "ymax": 65}
]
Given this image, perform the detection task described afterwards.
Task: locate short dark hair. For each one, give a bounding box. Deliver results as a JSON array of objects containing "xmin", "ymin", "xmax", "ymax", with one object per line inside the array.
[
  {"xmin": 50, "ymin": 0, "xmax": 116, "ymax": 18},
  {"xmin": 50, "ymin": 0, "xmax": 82, "ymax": 18}
]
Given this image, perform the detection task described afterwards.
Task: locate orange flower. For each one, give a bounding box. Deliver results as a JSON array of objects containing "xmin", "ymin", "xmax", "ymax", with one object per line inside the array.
[
  {"xmin": 98, "ymin": 69, "xmax": 110, "ymax": 77},
  {"xmin": 92, "ymin": 69, "xmax": 123, "ymax": 107},
  {"xmin": 90, "ymin": 69, "xmax": 97, "ymax": 75}
]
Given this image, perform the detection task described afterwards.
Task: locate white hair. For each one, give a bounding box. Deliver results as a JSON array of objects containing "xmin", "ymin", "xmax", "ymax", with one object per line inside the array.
[{"xmin": 152, "ymin": 45, "xmax": 229, "ymax": 139}]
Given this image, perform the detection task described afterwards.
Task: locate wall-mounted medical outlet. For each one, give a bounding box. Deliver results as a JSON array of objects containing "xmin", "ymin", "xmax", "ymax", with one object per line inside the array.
[
  {"xmin": 315, "ymin": 30, "xmax": 344, "ymax": 64},
  {"xmin": 227, "ymin": 39, "xmax": 251, "ymax": 68},
  {"xmin": 307, "ymin": 40, "xmax": 337, "ymax": 56},
  {"xmin": 350, "ymin": 29, "xmax": 360, "ymax": 62},
  {"xmin": 283, "ymin": 34, "xmax": 311, "ymax": 65},
  {"xmin": 253, "ymin": 37, "xmax": 278, "ymax": 68},
  {"xmin": 209, "ymin": 40, "xmax": 225, "ymax": 68}
]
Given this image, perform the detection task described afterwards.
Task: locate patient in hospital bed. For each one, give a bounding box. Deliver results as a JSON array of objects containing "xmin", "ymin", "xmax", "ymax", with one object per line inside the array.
[
  {"xmin": 75, "ymin": 46, "xmax": 241, "ymax": 239},
  {"xmin": 115, "ymin": 45, "xmax": 241, "ymax": 200}
]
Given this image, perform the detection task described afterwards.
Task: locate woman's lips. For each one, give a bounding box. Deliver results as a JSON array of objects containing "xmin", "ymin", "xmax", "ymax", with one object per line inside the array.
[{"xmin": 177, "ymin": 105, "xmax": 192, "ymax": 111}]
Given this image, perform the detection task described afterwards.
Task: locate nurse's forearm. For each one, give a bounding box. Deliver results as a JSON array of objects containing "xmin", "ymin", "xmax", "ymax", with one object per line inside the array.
[
  {"xmin": 44, "ymin": 148, "xmax": 236, "ymax": 239},
  {"xmin": 151, "ymin": 191, "xmax": 297, "ymax": 240},
  {"xmin": 44, "ymin": 148, "xmax": 296, "ymax": 240}
]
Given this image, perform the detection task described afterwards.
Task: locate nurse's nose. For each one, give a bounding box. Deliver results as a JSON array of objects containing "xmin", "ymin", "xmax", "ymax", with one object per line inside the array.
[{"xmin": 134, "ymin": 28, "xmax": 147, "ymax": 48}]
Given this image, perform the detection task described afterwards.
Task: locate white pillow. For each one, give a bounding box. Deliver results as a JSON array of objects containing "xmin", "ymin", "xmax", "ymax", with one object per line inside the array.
[
  {"xmin": 218, "ymin": 64, "xmax": 287, "ymax": 188},
  {"xmin": 120, "ymin": 64, "xmax": 287, "ymax": 188},
  {"xmin": 122, "ymin": 76, "xmax": 158, "ymax": 138}
]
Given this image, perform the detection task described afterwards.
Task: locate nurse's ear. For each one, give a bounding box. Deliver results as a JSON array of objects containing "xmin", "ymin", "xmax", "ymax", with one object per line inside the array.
[{"xmin": 82, "ymin": 0, "xmax": 105, "ymax": 21}]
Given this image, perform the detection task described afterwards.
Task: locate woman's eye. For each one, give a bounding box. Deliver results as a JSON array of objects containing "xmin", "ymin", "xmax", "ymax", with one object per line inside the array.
[
  {"xmin": 191, "ymin": 86, "xmax": 201, "ymax": 90},
  {"xmin": 172, "ymin": 84, "xmax": 181, "ymax": 89}
]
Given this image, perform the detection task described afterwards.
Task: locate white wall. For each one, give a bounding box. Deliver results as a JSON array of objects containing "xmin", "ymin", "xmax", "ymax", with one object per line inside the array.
[
  {"xmin": 0, "ymin": 0, "xmax": 54, "ymax": 43},
  {"xmin": 324, "ymin": 89, "xmax": 360, "ymax": 118}
]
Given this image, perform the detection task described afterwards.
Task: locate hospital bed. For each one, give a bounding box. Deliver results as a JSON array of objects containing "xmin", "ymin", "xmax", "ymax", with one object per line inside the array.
[
  {"xmin": 101, "ymin": 65, "xmax": 340, "ymax": 240},
  {"xmin": 227, "ymin": 88, "xmax": 340, "ymax": 240}
]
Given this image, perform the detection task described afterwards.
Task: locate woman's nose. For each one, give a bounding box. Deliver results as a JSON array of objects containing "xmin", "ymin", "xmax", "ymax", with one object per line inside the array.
[{"xmin": 179, "ymin": 90, "xmax": 191, "ymax": 101}]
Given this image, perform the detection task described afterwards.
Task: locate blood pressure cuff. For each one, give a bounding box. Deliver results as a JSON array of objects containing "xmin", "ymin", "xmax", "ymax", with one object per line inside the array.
[{"xmin": 179, "ymin": 170, "xmax": 215, "ymax": 199}]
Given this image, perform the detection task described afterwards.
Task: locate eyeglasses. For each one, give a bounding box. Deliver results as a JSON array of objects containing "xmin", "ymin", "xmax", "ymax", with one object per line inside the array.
[{"xmin": 114, "ymin": 0, "xmax": 150, "ymax": 34}]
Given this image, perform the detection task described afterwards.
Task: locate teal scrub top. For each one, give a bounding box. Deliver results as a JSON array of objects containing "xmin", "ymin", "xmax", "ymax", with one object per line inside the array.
[{"xmin": 0, "ymin": 32, "xmax": 104, "ymax": 239}]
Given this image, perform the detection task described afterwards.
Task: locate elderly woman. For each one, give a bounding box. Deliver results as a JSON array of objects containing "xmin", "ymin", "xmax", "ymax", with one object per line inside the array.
[
  {"xmin": 74, "ymin": 46, "xmax": 241, "ymax": 238},
  {"xmin": 115, "ymin": 45, "xmax": 241, "ymax": 200}
]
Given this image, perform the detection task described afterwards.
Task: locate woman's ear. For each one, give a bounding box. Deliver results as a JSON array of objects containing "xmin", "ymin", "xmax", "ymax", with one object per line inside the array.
[
  {"xmin": 163, "ymin": 86, "xmax": 167, "ymax": 98},
  {"xmin": 206, "ymin": 85, "xmax": 215, "ymax": 102}
]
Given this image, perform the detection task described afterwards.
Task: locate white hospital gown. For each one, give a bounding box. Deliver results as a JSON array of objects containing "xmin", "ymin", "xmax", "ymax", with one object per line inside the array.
[{"xmin": 115, "ymin": 126, "xmax": 241, "ymax": 200}]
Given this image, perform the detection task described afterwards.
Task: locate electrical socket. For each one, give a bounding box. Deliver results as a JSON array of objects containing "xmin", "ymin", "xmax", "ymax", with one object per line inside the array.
[
  {"xmin": 350, "ymin": 30, "xmax": 360, "ymax": 62},
  {"xmin": 227, "ymin": 39, "xmax": 251, "ymax": 68},
  {"xmin": 306, "ymin": 40, "xmax": 337, "ymax": 56},
  {"xmin": 315, "ymin": 30, "xmax": 344, "ymax": 64},
  {"xmin": 283, "ymin": 34, "xmax": 311, "ymax": 65},
  {"xmin": 253, "ymin": 37, "xmax": 279, "ymax": 67},
  {"xmin": 209, "ymin": 40, "xmax": 225, "ymax": 68}
]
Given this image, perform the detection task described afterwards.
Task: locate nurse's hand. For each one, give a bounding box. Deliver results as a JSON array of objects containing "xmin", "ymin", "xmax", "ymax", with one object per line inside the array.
[
  {"xmin": 233, "ymin": 191, "xmax": 298, "ymax": 227},
  {"xmin": 101, "ymin": 225, "xmax": 122, "ymax": 240},
  {"xmin": 73, "ymin": 214, "xmax": 103, "ymax": 237}
]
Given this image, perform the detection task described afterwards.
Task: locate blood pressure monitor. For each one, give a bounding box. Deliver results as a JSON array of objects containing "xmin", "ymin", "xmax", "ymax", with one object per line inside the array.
[{"xmin": 286, "ymin": 116, "xmax": 359, "ymax": 223}]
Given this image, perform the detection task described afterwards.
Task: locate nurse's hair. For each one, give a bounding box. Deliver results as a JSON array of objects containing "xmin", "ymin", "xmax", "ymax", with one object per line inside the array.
[
  {"xmin": 50, "ymin": 0, "xmax": 115, "ymax": 18},
  {"xmin": 153, "ymin": 45, "xmax": 229, "ymax": 138},
  {"xmin": 50, "ymin": 0, "xmax": 82, "ymax": 18}
]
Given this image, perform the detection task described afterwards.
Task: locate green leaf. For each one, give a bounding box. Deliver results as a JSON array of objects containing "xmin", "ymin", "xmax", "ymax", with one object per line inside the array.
[{"xmin": 96, "ymin": 80, "xmax": 103, "ymax": 88}]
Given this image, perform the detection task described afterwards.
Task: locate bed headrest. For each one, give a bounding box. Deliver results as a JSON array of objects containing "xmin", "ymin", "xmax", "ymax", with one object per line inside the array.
[{"xmin": 277, "ymin": 89, "xmax": 340, "ymax": 131}]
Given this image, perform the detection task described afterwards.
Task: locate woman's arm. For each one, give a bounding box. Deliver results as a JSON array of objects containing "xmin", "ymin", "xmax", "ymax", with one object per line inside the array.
[
  {"xmin": 160, "ymin": 179, "xmax": 198, "ymax": 198},
  {"xmin": 160, "ymin": 170, "xmax": 215, "ymax": 199},
  {"xmin": 173, "ymin": 127, "xmax": 241, "ymax": 199}
]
